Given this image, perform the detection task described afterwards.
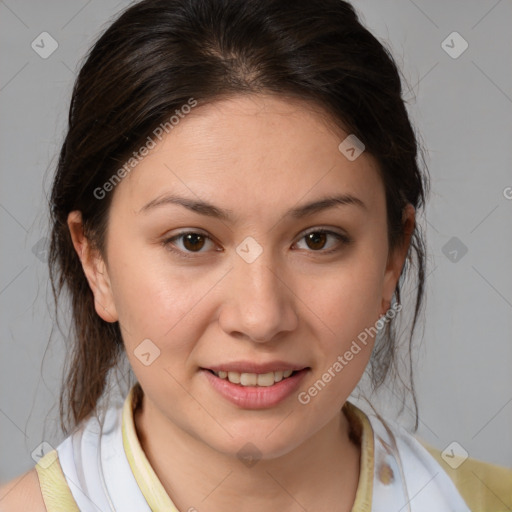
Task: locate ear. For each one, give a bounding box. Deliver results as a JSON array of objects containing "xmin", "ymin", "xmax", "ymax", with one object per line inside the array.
[
  {"xmin": 380, "ymin": 203, "xmax": 415, "ymax": 315},
  {"xmin": 67, "ymin": 211, "xmax": 118, "ymax": 323}
]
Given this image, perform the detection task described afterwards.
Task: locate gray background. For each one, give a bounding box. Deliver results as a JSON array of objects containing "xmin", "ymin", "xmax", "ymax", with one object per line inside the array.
[{"xmin": 1, "ymin": 0, "xmax": 511, "ymax": 483}]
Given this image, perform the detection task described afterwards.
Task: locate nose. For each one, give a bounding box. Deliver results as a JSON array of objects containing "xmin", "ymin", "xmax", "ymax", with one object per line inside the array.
[{"xmin": 218, "ymin": 247, "xmax": 298, "ymax": 343}]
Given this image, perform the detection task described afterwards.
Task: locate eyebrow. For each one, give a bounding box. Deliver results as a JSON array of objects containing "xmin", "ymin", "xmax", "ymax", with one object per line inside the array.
[{"xmin": 138, "ymin": 192, "xmax": 366, "ymax": 221}]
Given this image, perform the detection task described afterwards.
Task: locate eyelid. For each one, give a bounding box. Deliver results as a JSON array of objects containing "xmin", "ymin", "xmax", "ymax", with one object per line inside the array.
[
  {"xmin": 162, "ymin": 230, "xmax": 218, "ymax": 258},
  {"xmin": 293, "ymin": 227, "xmax": 351, "ymax": 252},
  {"xmin": 299, "ymin": 226, "xmax": 349, "ymax": 240}
]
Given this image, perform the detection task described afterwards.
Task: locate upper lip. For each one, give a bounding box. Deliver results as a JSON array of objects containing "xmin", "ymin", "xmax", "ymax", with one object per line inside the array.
[{"xmin": 203, "ymin": 361, "xmax": 309, "ymax": 374}]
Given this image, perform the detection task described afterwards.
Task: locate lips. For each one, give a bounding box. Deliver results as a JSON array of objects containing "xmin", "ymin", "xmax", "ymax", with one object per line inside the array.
[{"xmin": 201, "ymin": 367, "xmax": 310, "ymax": 408}]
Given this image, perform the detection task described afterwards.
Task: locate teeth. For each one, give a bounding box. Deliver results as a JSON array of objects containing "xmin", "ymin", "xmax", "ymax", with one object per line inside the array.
[
  {"xmin": 213, "ymin": 369, "xmax": 297, "ymax": 386},
  {"xmin": 228, "ymin": 371, "xmax": 240, "ymax": 384}
]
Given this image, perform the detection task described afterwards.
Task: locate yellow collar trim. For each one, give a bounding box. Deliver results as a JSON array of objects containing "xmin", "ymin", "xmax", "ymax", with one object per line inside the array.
[
  {"xmin": 121, "ymin": 385, "xmax": 179, "ymax": 510},
  {"xmin": 344, "ymin": 400, "xmax": 374, "ymax": 511},
  {"xmin": 121, "ymin": 384, "xmax": 375, "ymax": 511}
]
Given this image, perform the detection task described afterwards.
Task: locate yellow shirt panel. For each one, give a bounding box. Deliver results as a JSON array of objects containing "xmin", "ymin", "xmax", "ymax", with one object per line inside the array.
[
  {"xmin": 34, "ymin": 449, "xmax": 80, "ymax": 512},
  {"xmin": 422, "ymin": 442, "xmax": 512, "ymax": 512}
]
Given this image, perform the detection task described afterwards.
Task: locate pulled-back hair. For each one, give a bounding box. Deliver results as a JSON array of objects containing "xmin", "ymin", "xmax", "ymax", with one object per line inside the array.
[{"xmin": 48, "ymin": 0, "xmax": 428, "ymax": 435}]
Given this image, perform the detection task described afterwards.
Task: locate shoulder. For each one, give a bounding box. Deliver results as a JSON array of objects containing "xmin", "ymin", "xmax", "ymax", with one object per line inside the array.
[
  {"xmin": 420, "ymin": 441, "xmax": 512, "ymax": 512},
  {"xmin": 0, "ymin": 467, "xmax": 47, "ymax": 512},
  {"xmin": 392, "ymin": 422, "xmax": 512, "ymax": 511},
  {"xmin": 348, "ymin": 403, "xmax": 512, "ymax": 511},
  {"xmin": 0, "ymin": 449, "xmax": 80, "ymax": 512}
]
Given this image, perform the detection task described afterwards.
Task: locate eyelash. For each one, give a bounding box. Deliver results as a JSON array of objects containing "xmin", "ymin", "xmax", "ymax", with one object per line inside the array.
[{"xmin": 162, "ymin": 228, "xmax": 352, "ymax": 259}]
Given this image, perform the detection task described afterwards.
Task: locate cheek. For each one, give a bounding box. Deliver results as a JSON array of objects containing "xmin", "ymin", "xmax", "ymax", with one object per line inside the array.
[
  {"xmin": 297, "ymin": 266, "xmax": 382, "ymax": 414},
  {"xmin": 106, "ymin": 241, "xmax": 193, "ymax": 339},
  {"xmin": 107, "ymin": 241, "xmax": 232, "ymax": 370},
  {"xmin": 306, "ymin": 257, "xmax": 385, "ymax": 337},
  {"xmin": 300, "ymin": 251, "xmax": 386, "ymax": 402}
]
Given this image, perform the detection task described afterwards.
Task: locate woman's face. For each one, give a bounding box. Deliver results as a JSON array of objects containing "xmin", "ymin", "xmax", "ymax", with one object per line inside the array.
[{"xmin": 71, "ymin": 94, "xmax": 411, "ymax": 459}]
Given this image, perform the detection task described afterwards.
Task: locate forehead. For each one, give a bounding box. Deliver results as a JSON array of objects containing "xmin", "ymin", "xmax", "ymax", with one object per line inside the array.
[{"xmin": 111, "ymin": 94, "xmax": 384, "ymax": 218}]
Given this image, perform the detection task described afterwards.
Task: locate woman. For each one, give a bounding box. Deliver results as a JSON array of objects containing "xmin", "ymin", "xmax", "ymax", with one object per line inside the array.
[{"xmin": 1, "ymin": 0, "xmax": 510, "ymax": 510}]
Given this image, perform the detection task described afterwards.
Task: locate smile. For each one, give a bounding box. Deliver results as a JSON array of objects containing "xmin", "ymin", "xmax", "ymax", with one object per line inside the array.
[
  {"xmin": 208, "ymin": 369, "xmax": 296, "ymax": 387},
  {"xmin": 201, "ymin": 367, "xmax": 310, "ymax": 409}
]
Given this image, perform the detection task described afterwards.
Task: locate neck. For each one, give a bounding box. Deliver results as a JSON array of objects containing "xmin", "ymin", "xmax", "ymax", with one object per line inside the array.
[{"xmin": 133, "ymin": 392, "xmax": 361, "ymax": 512}]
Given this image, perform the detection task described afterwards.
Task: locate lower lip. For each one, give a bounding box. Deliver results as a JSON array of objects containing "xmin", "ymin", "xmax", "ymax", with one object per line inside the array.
[{"xmin": 201, "ymin": 368, "xmax": 309, "ymax": 409}]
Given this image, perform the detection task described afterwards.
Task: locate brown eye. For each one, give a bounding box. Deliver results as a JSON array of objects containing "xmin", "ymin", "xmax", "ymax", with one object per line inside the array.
[
  {"xmin": 163, "ymin": 231, "xmax": 216, "ymax": 257},
  {"xmin": 305, "ymin": 231, "xmax": 328, "ymax": 250},
  {"xmin": 182, "ymin": 233, "xmax": 206, "ymax": 252},
  {"xmin": 295, "ymin": 228, "xmax": 351, "ymax": 254}
]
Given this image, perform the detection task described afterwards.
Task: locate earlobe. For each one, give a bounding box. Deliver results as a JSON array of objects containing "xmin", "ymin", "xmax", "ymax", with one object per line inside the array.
[
  {"xmin": 380, "ymin": 204, "xmax": 416, "ymax": 315},
  {"xmin": 67, "ymin": 211, "xmax": 119, "ymax": 323}
]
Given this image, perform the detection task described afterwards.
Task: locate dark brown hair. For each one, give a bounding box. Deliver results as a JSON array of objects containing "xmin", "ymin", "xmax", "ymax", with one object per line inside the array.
[{"xmin": 48, "ymin": 0, "xmax": 429, "ymax": 435}]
